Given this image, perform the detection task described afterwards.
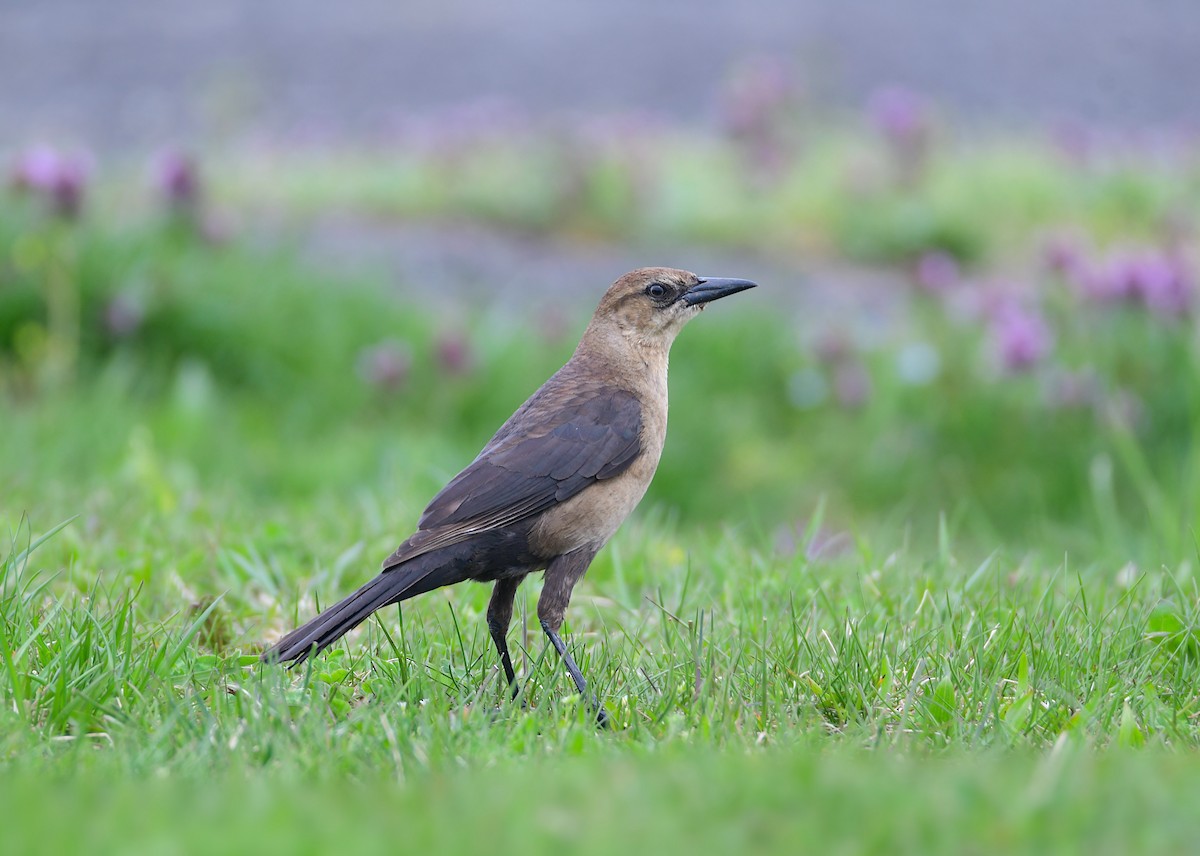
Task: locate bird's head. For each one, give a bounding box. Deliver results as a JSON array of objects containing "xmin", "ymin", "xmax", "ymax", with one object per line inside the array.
[{"xmin": 588, "ymin": 267, "xmax": 757, "ymax": 350}]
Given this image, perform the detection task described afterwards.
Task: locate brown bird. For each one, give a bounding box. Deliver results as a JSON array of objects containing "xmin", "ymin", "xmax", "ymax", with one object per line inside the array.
[{"xmin": 263, "ymin": 267, "xmax": 756, "ymax": 721}]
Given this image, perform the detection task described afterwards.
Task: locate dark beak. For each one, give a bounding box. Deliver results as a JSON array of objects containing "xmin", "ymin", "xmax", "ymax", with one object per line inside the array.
[{"xmin": 681, "ymin": 277, "xmax": 758, "ymax": 306}]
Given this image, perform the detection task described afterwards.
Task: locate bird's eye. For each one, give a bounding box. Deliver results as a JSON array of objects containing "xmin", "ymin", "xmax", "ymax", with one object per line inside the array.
[{"xmin": 646, "ymin": 283, "xmax": 668, "ymax": 299}]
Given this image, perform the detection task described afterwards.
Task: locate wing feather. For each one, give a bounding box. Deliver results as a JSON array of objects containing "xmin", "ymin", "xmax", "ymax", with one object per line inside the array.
[{"xmin": 382, "ymin": 386, "xmax": 642, "ymax": 569}]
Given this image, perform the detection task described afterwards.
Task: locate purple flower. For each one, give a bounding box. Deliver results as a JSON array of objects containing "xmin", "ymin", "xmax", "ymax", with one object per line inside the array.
[
  {"xmin": 1124, "ymin": 250, "xmax": 1192, "ymax": 316},
  {"xmin": 357, "ymin": 340, "xmax": 411, "ymax": 390},
  {"xmin": 804, "ymin": 526, "xmax": 852, "ymax": 562},
  {"xmin": 50, "ymin": 162, "xmax": 88, "ymax": 218},
  {"xmin": 1041, "ymin": 232, "xmax": 1088, "ymax": 278},
  {"xmin": 833, "ymin": 361, "xmax": 872, "ymax": 409},
  {"xmin": 718, "ymin": 56, "xmax": 801, "ymax": 179},
  {"xmin": 719, "ymin": 56, "xmax": 799, "ymax": 137},
  {"xmin": 1073, "ymin": 247, "xmax": 1194, "ymax": 316},
  {"xmin": 772, "ymin": 521, "xmax": 851, "ymax": 562},
  {"xmin": 434, "ymin": 330, "xmax": 473, "ymax": 376},
  {"xmin": 1070, "ymin": 258, "xmax": 1123, "ymax": 302},
  {"xmin": 989, "ymin": 302, "xmax": 1053, "ymax": 373},
  {"xmin": 813, "ymin": 329, "xmax": 853, "ymax": 365},
  {"xmin": 944, "ymin": 279, "xmax": 1014, "ymax": 326},
  {"xmin": 1049, "ymin": 118, "xmax": 1095, "ymax": 166},
  {"xmin": 9, "ymin": 146, "xmax": 91, "ymax": 218},
  {"xmin": 866, "ymin": 85, "xmax": 933, "ymax": 184},
  {"xmin": 9, "ymin": 146, "xmax": 61, "ymax": 190},
  {"xmin": 152, "ymin": 150, "xmax": 201, "ymax": 212},
  {"xmin": 914, "ymin": 250, "xmax": 959, "ymax": 294},
  {"xmin": 866, "ymin": 85, "xmax": 931, "ymax": 146},
  {"xmin": 399, "ymin": 97, "xmax": 527, "ymax": 158}
]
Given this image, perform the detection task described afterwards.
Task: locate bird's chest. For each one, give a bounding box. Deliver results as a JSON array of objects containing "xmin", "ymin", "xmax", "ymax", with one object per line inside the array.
[{"xmin": 531, "ymin": 386, "xmax": 667, "ymax": 557}]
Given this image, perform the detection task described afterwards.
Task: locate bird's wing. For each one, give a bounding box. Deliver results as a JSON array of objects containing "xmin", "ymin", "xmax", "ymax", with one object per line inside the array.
[{"xmin": 381, "ymin": 387, "xmax": 642, "ymax": 569}]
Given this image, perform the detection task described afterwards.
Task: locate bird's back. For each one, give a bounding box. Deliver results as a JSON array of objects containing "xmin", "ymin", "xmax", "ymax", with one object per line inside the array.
[{"xmin": 380, "ymin": 351, "xmax": 656, "ymax": 570}]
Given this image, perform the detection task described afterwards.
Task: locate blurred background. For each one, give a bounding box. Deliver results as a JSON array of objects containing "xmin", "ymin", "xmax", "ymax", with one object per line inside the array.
[
  {"xmin": 7, "ymin": 0, "xmax": 1200, "ymax": 143},
  {"xmin": 4, "ymin": 0, "xmax": 1200, "ymax": 562}
]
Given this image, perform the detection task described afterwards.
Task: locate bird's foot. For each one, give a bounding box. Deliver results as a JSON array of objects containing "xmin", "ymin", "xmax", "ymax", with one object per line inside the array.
[
  {"xmin": 540, "ymin": 619, "xmax": 608, "ymax": 728},
  {"xmin": 593, "ymin": 702, "xmax": 610, "ymax": 729}
]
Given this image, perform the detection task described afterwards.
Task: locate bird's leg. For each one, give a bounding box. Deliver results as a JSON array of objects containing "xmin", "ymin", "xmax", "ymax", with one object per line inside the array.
[
  {"xmin": 538, "ymin": 546, "xmax": 608, "ymax": 726},
  {"xmin": 539, "ymin": 619, "xmax": 588, "ymax": 695},
  {"xmin": 487, "ymin": 577, "xmax": 524, "ymax": 701}
]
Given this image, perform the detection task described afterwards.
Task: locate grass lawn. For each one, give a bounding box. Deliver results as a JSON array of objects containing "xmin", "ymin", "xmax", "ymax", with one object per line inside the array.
[{"xmin": 6, "ymin": 398, "xmax": 1200, "ymax": 852}]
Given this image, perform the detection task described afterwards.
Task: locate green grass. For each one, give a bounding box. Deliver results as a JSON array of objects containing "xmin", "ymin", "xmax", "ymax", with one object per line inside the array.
[
  {"xmin": 5, "ymin": 484, "xmax": 1200, "ymax": 852},
  {"xmin": 5, "ymin": 749, "xmax": 1200, "ymax": 854},
  {"xmin": 8, "ymin": 495, "xmax": 1200, "ymax": 753}
]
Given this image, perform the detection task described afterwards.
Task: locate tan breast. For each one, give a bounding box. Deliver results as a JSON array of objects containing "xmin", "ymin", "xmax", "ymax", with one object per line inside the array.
[{"xmin": 530, "ymin": 355, "xmax": 669, "ymax": 557}]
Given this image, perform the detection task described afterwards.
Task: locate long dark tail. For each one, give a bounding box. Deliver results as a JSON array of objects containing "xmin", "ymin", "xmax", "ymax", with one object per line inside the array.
[{"xmin": 262, "ymin": 555, "xmax": 462, "ymax": 665}]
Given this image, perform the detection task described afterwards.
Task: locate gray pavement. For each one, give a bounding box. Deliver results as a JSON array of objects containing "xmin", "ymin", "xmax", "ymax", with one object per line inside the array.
[{"xmin": 3, "ymin": 0, "xmax": 1198, "ymax": 151}]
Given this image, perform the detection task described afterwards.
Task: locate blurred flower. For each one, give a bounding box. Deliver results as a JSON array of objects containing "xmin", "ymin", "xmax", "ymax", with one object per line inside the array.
[
  {"xmin": 718, "ymin": 56, "xmax": 802, "ymax": 179},
  {"xmin": 813, "ymin": 329, "xmax": 853, "ymax": 365},
  {"xmin": 9, "ymin": 146, "xmax": 60, "ymax": 190},
  {"xmin": 398, "ymin": 97, "xmax": 527, "ymax": 160},
  {"xmin": 103, "ymin": 292, "xmax": 145, "ymax": 339},
  {"xmin": 989, "ymin": 302, "xmax": 1053, "ymax": 373},
  {"xmin": 914, "ymin": 250, "xmax": 959, "ymax": 294},
  {"xmin": 434, "ymin": 330, "xmax": 473, "ymax": 376},
  {"xmin": 9, "ymin": 145, "xmax": 91, "ymax": 218},
  {"xmin": 152, "ymin": 150, "xmax": 202, "ymax": 213},
  {"xmin": 1070, "ymin": 257, "xmax": 1123, "ymax": 302},
  {"xmin": 1072, "ymin": 247, "xmax": 1194, "ymax": 316},
  {"xmin": 866, "ymin": 85, "xmax": 934, "ymax": 185},
  {"xmin": 1041, "ymin": 232, "xmax": 1088, "ymax": 278},
  {"xmin": 357, "ymin": 340, "xmax": 411, "ymax": 390},
  {"xmin": 943, "ymin": 278, "xmax": 1013, "ymax": 326},
  {"xmin": 804, "ymin": 527, "xmax": 853, "ymax": 562},
  {"xmin": 832, "ymin": 361, "xmax": 872, "ymax": 409},
  {"xmin": 773, "ymin": 521, "xmax": 852, "ymax": 562},
  {"xmin": 866, "ymin": 85, "xmax": 932, "ymax": 146},
  {"xmin": 1049, "ymin": 118, "xmax": 1096, "ymax": 166},
  {"xmin": 1123, "ymin": 250, "xmax": 1192, "ymax": 316},
  {"xmin": 719, "ymin": 56, "xmax": 798, "ymax": 137}
]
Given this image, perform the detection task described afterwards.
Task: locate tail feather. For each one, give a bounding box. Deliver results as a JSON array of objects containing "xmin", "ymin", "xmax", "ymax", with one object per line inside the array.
[{"xmin": 262, "ymin": 556, "xmax": 463, "ymax": 665}]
